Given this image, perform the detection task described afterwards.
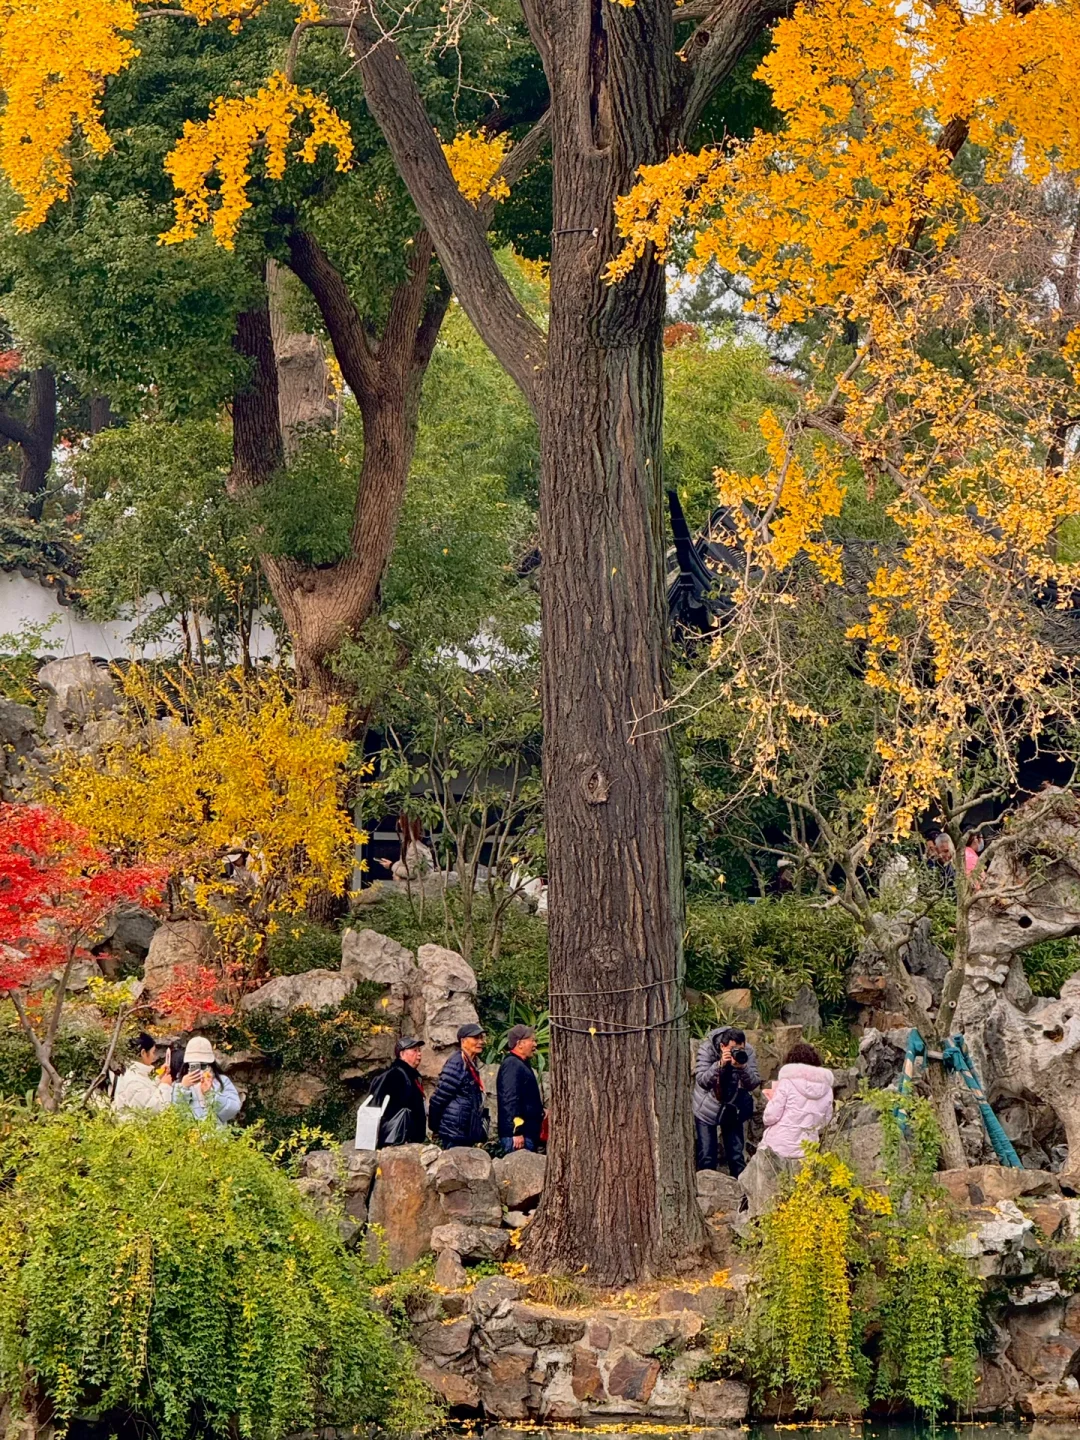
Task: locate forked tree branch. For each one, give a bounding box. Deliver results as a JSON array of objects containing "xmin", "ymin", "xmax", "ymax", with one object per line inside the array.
[{"xmin": 336, "ymin": 1, "xmax": 547, "ymax": 409}]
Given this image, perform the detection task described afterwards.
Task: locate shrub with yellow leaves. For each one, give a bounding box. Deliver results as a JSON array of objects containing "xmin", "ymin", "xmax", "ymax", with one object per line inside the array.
[{"xmin": 42, "ymin": 668, "xmax": 363, "ymax": 985}]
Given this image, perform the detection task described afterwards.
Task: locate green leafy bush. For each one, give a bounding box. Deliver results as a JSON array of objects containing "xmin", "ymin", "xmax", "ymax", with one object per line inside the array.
[
  {"xmin": 685, "ymin": 898, "xmax": 856, "ymax": 1021},
  {"xmin": 266, "ymin": 917, "xmax": 343, "ymax": 976},
  {"xmin": 0, "ymin": 1008, "xmax": 109, "ymax": 1100},
  {"xmin": 216, "ymin": 988, "xmax": 385, "ymax": 1143},
  {"xmin": 746, "ymin": 1091, "xmax": 980, "ymax": 1416},
  {"xmin": 0, "ymin": 1105, "xmax": 436, "ymax": 1440},
  {"xmin": 1023, "ymin": 937, "xmax": 1080, "ymax": 996}
]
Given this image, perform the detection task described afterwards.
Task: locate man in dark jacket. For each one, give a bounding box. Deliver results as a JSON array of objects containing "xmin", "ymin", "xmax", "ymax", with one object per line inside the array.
[
  {"xmin": 369, "ymin": 1037, "xmax": 427, "ymax": 1145},
  {"xmin": 497, "ymin": 1024, "xmax": 544, "ymax": 1152},
  {"xmin": 692, "ymin": 1026, "xmax": 761, "ymax": 1176},
  {"xmin": 429, "ymin": 1023, "xmax": 488, "ymax": 1148}
]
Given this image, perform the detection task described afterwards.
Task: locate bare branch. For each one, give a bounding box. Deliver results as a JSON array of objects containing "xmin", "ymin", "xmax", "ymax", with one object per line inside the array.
[{"xmin": 679, "ymin": 0, "xmax": 788, "ymax": 139}]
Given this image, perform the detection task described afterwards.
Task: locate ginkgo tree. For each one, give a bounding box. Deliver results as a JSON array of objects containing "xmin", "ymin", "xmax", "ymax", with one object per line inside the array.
[
  {"xmin": 0, "ymin": 0, "xmax": 797, "ymax": 1280},
  {"xmin": 0, "ymin": 0, "xmax": 545, "ymax": 720},
  {"xmin": 20, "ymin": 0, "xmax": 1078, "ymax": 1275},
  {"xmin": 611, "ymin": 0, "xmax": 1080, "ymax": 1160}
]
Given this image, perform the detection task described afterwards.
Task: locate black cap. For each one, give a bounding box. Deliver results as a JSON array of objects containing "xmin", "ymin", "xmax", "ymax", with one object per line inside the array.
[
  {"xmin": 507, "ymin": 1024, "xmax": 536, "ymax": 1049},
  {"xmin": 457, "ymin": 1023, "xmax": 485, "ymax": 1041},
  {"xmin": 395, "ymin": 1036, "xmax": 425, "ymax": 1055}
]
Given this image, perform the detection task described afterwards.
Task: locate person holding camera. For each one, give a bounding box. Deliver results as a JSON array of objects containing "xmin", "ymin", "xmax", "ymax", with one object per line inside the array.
[
  {"xmin": 169, "ymin": 1036, "xmax": 241, "ymax": 1125},
  {"xmin": 693, "ymin": 1026, "xmax": 761, "ymax": 1175}
]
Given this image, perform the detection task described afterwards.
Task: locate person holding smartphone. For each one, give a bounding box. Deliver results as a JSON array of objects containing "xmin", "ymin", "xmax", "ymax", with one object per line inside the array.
[
  {"xmin": 693, "ymin": 1025, "xmax": 761, "ymax": 1176},
  {"xmin": 169, "ymin": 1036, "xmax": 241, "ymax": 1125},
  {"xmin": 112, "ymin": 1032, "xmax": 170, "ymax": 1116}
]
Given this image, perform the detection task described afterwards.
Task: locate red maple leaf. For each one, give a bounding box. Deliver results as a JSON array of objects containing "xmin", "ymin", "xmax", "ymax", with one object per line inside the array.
[{"xmin": 0, "ymin": 803, "xmax": 165, "ymax": 992}]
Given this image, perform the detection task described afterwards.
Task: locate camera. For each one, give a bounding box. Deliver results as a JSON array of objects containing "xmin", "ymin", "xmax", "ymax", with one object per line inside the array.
[{"xmin": 732, "ymin": 1048, "xmax": 749, "ymax": 1065}]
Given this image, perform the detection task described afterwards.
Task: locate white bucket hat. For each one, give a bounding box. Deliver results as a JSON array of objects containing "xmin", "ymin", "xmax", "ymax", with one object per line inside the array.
[{"xmin": 183, "ymin": 1036, "xmax": 215, "ymax": 1065}]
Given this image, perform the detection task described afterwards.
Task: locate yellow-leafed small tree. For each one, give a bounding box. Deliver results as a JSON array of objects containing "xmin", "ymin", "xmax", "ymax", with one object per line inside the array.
[{"xmin": 43, "ymin": 668, "xmax": 362, "ymax": 993}]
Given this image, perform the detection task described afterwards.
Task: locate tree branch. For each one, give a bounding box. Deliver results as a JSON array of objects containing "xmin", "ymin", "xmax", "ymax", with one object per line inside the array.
[
  {"xmin": 336, "ymin": 2, "xmax": 546, "ymax": 409},
  {"xmin": 679, "ymin": 0, "xmax": 788, "ymax": 139},
  {"xmin": 285, "ymin": 230, "xmax": 382, "ymax": 402},
  {"xmin": 9, "ymin": 991, "xmax": 65, "ymax": 1094},
  {"xmin": 476, "ymin": 110, "xmax": 551, "ymax": 227}
]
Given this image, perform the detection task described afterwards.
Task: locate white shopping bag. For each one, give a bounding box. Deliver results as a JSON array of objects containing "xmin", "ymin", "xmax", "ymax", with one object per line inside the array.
[{"xmin": 354, "ymin": 1093, "xmax": 388, "ymax": 1151}]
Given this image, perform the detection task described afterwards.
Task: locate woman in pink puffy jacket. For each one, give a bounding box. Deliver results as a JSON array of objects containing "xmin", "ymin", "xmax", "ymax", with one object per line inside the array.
[{"xmin": 759, "ymin": 1042, "xmax": 835, "ymax": 1159}]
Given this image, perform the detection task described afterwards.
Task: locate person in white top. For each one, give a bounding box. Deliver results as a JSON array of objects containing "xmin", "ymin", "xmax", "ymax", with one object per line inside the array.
[{"xmin": 111, "ymin": 1032, "xmax": 170, "ymax": 1117}]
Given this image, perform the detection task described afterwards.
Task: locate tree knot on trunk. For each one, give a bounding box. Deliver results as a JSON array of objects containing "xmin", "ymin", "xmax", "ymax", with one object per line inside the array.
[{"xmin": 582, "ymin": 767, "xmax": 611, "ymax": 804}]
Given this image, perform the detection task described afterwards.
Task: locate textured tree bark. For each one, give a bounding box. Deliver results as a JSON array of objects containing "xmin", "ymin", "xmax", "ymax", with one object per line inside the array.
[
  {"xmin": 266, "ymin": 258, "xmax": 340, "ymax": 456},
  {"xmin": 89, "ymin": 394, "xmax": 112, "ymax": 435},
  {"xmin": 231, "ymin": 247, "xmax": 448, "ymax": 723},
  {"xmin": 1, "ymin": 367, "xmax": 57, "ymax": 518},
  {"xmin": 340, "ymin": 0, "xmax": 779, "ymax": 1280},
  {"xmin": 518, "ymin": 4, "xmax": 706, "ymax": 1285},
  {"xmin": 347, "ymin": 0, "xmax": 716, "ymax": 1283},
  {"xmin": 527, "ymin": 289, "xmax": 705, "ymax": 1284}
]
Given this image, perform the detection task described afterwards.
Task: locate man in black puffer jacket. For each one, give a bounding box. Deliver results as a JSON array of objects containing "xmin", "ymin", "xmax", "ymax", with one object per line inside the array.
[{"xmin": 429, "ymin": 1023, "xmax": 488, "ymax": 1148}]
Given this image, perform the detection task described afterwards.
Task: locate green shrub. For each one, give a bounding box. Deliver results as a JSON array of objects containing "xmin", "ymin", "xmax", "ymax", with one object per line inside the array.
[
  {"xmin": 685, "ymin": 898, "xmax": 856, "ymax": 1021},
  {"xmin": 0, "ymin": 1009, "xmax": 109, "ymax": 1100},
  {"xmin": 216, "ymin": 989, "xmax": 384, "ymax": 1145},
  {"xmin": 746, "ymin": 1092, "xmax": 981, "ymax": 1417},
  {"xmin": 0, "ymin": 1105, "xmax": 437, "ymax": 1440},
  {"xmin": 1023, "ymin": 937, "xmax": 1080, "ymax": 996},
  {"xmin": 266, "ymin": 917, "xmax": 343, "ymax": 976}
]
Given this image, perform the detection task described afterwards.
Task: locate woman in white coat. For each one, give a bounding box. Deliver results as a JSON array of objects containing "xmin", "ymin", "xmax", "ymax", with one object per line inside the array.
[{"xmin": 112, "ymin": 1033, "xmax": 170, "ymax": 1117}]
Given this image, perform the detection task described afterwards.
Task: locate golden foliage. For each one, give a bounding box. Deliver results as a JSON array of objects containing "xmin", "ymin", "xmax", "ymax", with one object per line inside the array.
[
  {"xmin": 161, "ymin": 71, "xmax": 352, "ymax": 248},
  {"xmin": 609, "ymin": 0, "xmax": 1080, "ymax": 311},
  {"xmin": 442, "ymin": 129, "xmax": 510, "ymax": 205},
  {"xmin": 0, "ymin": 0, "xmax": 139, "ymax": 231},
  {"xmin": 0, "ymin": 0, "xmax": 334, "ymax": 233},
  {"xmin": 612, "ymin": 0, "xmax": 1080, "ymax": 838},
  {"xmin": 42, "ymin": 669, "xmax": 362, "ymax": 968},
  {"xmin": 756, "ymin": 1149, "xmax": 890, "ymax": 1403}
]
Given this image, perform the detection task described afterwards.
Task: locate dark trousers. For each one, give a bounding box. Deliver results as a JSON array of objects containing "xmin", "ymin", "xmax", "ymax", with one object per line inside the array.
[
  {"xmin": 695, "ymin": 1114, "xmax": 747, "ymax": 1177},
  {"xmin": 500, "ymin": 1137, "xmax": 537, "ymax": 1154}
]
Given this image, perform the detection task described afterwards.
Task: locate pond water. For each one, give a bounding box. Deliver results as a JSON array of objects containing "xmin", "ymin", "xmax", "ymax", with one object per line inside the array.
[{"xmin": 480, "ymin": 1425, "xmax": 1050, "ymax": 1440}]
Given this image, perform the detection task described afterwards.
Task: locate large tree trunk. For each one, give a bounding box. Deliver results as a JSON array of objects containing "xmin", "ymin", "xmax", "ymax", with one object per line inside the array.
[
  {"xmin": 343, "ymin": 0, "xmax": 757, "ymax": 1285},
  {"xmin": 517, "ymin": 7, "xmax": 706, "ymax": 1285},
  {"xmin": 525, "ymin": 272, "xmax": 706, "ymax": 1283}
]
